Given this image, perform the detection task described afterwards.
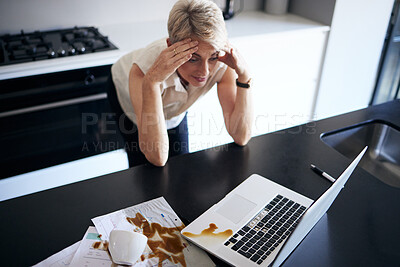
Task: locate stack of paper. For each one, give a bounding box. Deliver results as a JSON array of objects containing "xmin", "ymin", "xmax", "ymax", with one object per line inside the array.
[{"xmin": 34, "ymin": 197, "xmax": 214, "ymax": 267}]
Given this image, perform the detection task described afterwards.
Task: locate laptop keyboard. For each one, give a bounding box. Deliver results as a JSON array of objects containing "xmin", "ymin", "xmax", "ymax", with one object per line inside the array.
[{"xmin": 223, "ymin": 194, "xmax": 307, "ymax": 265}]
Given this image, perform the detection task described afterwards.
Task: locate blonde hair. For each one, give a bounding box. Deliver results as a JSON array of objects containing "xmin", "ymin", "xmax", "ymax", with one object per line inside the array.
[{"xmin": 168, "ymin": 0, "xmax": 228, "ymax": 50}]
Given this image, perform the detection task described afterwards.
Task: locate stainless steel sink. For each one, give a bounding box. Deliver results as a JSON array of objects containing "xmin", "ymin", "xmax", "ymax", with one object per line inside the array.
[{"xmin": 321, "ymin": 120, "xmax": 400, "ymax": 188}]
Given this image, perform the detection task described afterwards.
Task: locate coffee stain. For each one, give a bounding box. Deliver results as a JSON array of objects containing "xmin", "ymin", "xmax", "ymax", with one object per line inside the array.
[
  {"xmin": 92, "ymin": 240, "xmax": 109, "ymax": 251},
  {"xmin": 182, "ymin": 223, "xmax": 233, "ymax": 240},
  {"xmin": 126, "ymin": 212, "xmax": 187, "ymax": 267}
]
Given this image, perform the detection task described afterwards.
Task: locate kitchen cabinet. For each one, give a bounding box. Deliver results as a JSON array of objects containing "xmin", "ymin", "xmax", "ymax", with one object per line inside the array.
[
  {"xmin": 314, "ymin": 0, "xmax": 394, "ymax": 119},
  {"xmin": 188, "ymin": 12, "xmax": 329, "ymax": 152}
]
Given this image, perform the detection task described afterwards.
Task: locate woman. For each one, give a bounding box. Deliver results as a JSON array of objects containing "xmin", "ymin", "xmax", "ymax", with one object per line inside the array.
[{"xmin": 110, "ymin": 0, "xmax": 253, "ymax": 167}]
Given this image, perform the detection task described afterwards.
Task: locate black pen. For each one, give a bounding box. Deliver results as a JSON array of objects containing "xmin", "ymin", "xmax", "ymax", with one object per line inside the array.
[{"xmin": 310, "ymin": 164, "xmax": 336, "ymax": 183}]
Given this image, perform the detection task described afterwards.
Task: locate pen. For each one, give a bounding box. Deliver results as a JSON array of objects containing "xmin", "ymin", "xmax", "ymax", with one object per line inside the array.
[{"xmin": 310, "ymin": 164, "xmax": 336, "ymax": 183}]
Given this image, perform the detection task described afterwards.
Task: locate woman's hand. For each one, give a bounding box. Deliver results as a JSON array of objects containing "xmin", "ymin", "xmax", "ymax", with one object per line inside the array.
[
  {"xmin": 218, "ymin": 44, "xmax": 250, "ymax": 82},
  {"xmin": 145, "ymin": 38, "xmax": 198, "ymax": 84}
]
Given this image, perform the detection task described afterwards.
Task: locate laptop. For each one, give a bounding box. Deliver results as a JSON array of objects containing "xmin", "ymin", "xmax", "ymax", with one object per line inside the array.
[{"xmin": 181, "ymin": 146, "xmax": 367, "ymax": 267}]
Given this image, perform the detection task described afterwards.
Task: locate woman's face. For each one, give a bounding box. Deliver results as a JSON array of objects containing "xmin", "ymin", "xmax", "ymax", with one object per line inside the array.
[{"xmin": 177, "ymin": 38, "xmax": 219, "ymax": 87}]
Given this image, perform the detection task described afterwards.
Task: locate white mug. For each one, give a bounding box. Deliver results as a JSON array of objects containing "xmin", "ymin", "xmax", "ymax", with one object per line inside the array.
[{"xmin": 108, "ymin": 230, "xmax": 148, "ymax": 265}]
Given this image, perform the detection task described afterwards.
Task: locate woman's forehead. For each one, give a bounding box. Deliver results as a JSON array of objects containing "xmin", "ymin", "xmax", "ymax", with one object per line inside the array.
[{"xmin": 192, "ymin": 38, "xmax": 219, "ymax": 57}]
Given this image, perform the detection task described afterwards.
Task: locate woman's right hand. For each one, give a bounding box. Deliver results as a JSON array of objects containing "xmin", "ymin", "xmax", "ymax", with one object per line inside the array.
[{"xmin": 145, "ymin": 38, "xmax": 198, "ymax": 84}]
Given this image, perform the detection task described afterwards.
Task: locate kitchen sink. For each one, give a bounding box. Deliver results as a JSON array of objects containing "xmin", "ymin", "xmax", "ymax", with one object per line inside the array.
[{"xmin": 321, "ymin": 120, "xmax": 400, "ymax": 188}]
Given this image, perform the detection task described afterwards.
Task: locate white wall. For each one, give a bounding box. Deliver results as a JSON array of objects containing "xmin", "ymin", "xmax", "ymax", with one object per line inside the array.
[
  {"xmin": 0, "ymin": 0, "xmax": 176, "ymax": 34},
  {"xmin": 0, "ymin": 0, "xmax": 262, "ymax": 35},
  {"xmin": 314, "ymin": 0, "xmax": 394, "ymax": 119}
]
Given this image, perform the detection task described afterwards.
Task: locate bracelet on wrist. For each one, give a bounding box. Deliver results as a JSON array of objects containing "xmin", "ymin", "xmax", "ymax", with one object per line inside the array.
[{"xmin": 236, "ymin": 78, "xmax": 252, "ymax": 89}]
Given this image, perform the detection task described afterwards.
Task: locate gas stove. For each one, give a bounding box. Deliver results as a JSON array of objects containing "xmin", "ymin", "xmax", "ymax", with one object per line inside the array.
[
  {"xmin": 0, "ymin": 26, "xmax": 122, "ymax": 179},
  {"xmin": 0, "ymin": 26, "xmax": 118, "ymax": 66}
]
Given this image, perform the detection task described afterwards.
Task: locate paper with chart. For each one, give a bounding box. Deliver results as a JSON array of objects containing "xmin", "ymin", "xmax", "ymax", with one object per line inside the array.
[
  {"xmin": 68, "ymin": 226, "xmax": 114, "ymax": 266},
  {"xmin": 92, "ymin": 196, "xmax": 215, "ymax": 267}
]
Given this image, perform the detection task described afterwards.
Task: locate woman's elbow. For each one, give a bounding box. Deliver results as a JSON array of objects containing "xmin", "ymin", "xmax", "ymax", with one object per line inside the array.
[
  {"xmin": 233, "ymin": 133, "xmax": 252, "ymax": 146},
  {"xmin": 144, "ymin": 151, "xmax": 168, "ymax": 167},
  {"xmin": 150, "ymin": 155, "xmax": 168, "ymax": 167},
  {"xmin": 139, "ymin": 142, "xmax": 169, "ymax": 167}
]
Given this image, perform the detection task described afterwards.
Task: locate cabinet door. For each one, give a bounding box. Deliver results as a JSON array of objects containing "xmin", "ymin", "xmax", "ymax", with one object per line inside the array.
[
  {"xmin": 188, "ymin": 30, "xmax": 327, "ymax": 152},
  {"xmin": 315, "ymin": 0, "xmax": 393, "ymax": 119},
  {"xmin": 231, "ymin": 30, "xmax": 327, "ymax": 136}
]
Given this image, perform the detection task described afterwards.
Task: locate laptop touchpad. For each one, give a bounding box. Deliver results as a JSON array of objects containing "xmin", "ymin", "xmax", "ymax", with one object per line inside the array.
[{"xmin": 216, "ymin": 194, "xmax": 257, "ymax": 224}]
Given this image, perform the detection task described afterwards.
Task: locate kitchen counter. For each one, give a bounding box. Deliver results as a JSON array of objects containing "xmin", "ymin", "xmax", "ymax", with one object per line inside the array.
[
  {"xmin": 0, "ymin": 100, "xmax": 399, "ymax": 266},
  {"xmin": 0, "ymin": 11, "xmax": 329, "ymax": 80}
]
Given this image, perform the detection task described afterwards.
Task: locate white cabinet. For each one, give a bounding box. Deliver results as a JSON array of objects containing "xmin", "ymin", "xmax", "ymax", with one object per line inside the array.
[
  {"xmin": 188, "ymin": 13, "xmax": 329, "ymax": 152},
  {"xmin": 314, "ymin": 0, "xmax": 394, "ymax": 119},
  {"xmin": 232, "ymin": 30, "xmax": 328, "ymax": 136},
  {"xmin": 0, "ymin": 149, "xmax": 129, "ymax": 202}
]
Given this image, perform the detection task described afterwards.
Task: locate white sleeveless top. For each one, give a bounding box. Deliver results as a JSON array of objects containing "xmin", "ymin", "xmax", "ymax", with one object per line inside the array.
[{"xmin": 111, "ymin": 38, "xmax": 227, "ymax": 129}]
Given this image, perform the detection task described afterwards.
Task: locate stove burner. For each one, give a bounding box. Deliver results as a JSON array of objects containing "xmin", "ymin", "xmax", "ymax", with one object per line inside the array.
[
  {"xmin": 26, "ymin": 44, "xmax": 37, "ymax": 55},
  {"xmin": 0, "ymin": 26, "xmax": 117, "ymax": 66},
  {"xmin": 73, "ymin": 28, "xmax": 90, "ymax": 38}
]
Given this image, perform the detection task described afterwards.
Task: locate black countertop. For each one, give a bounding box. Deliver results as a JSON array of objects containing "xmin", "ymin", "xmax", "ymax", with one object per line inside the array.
[{"xmin": 1, "ymin": 100, "xmax": 399, "ymax": 266}]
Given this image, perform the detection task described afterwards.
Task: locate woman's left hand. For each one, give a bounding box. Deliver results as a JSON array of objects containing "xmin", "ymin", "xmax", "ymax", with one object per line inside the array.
[{"xmin": 218, "ymin": 44, "xmax": 250, "ymax": 81}]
